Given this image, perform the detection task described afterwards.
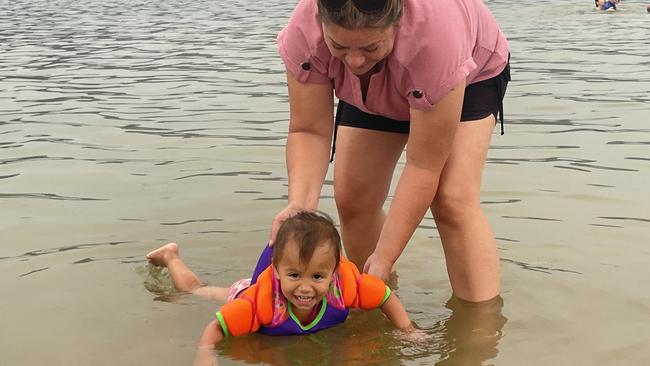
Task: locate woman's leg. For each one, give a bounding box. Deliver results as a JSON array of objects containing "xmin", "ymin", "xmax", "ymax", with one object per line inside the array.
[
  {"xmin": 333, "ymin": 126, "xmax": 408, "ymax": 269},
  {"xmin": 146, "ymin": 243, "xmax": 229, "ymax": 301},
  {"xmin": 430, "ymin": 116, "xmax": 500, "ymax": 302}
]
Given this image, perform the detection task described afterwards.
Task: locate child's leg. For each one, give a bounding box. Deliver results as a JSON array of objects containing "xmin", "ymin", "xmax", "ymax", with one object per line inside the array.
[
  {"xmin": 191, "ymin": 286, "xmax": 229, "ymax": 301},
  {"xmin": 147, "ymin": 243, "xmax": 230, "ymax": 301},
  {"xmin": 147, "ymin": 243, "xmax": 202, "ymax": 292}
]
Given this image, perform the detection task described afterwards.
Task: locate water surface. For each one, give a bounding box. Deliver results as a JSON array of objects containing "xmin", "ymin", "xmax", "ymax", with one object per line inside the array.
[{"xmin": 1, "ymin": 0, "xmax": 649, "ymax": 365}]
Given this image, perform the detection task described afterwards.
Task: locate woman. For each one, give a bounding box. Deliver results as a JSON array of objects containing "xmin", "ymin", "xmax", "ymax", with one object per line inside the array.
[{"xmin": 270, "ymin": 0, "xmax": 510, "ymax": 303}]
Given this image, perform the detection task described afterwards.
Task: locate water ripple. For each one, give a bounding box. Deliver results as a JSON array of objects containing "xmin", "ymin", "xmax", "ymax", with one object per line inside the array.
[{"xmin": 0, "ymin": 193, "xmax": 107, "ymax": 201}]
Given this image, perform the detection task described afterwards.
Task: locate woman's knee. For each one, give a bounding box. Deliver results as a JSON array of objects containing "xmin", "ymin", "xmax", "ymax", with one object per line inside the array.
[
  {"xmin": 431, "ymin": 185, "xmax": 481, "ymax": 224},
  {"xmin": 335, "ymin": 183, "xmax": 386, "ymax": 220}
]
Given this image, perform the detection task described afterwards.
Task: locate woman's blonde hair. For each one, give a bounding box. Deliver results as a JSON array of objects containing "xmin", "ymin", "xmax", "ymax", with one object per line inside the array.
[{"xmin": 317, "ymin": 0, "xmax": 402, "ymax": 29}]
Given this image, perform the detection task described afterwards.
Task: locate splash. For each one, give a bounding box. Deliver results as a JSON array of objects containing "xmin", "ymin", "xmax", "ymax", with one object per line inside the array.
[{"xmin": 135, "ymin": 263, "xmax": 176, "ymax": 298}]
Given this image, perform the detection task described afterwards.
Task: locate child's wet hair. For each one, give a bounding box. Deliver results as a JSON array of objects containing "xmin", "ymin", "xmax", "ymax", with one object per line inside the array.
[{"xmin": 272, "ymin": 211, "xmax": 342, "ymax": 270}]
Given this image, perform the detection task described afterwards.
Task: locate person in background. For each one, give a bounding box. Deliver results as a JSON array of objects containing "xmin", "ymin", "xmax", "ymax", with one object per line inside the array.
[
  {"xmin": 270, "ymin": 0, "xmax": 510, "ymax": 304},
  {"xmin": 595, "ymin": 0, "xmax": 619, "ymax": 11}
]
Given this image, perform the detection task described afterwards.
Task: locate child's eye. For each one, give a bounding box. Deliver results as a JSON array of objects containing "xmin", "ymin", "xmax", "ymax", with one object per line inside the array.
[
  {"xmin": 364, "ymin": 47, "xmax": 378, "ymax": 52},
  {"xmin": 288, "ymin": 273, "xmax": 299, "ymax": 279},
  {"xmin": 313, "ymin": 274, "xmax": 324, "ymax": 280}
]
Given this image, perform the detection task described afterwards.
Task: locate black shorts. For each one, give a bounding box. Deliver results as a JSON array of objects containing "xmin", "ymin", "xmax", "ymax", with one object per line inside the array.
[{"xmin": 335, "ymin": 59, "xmax": 511, "ymax": 135}]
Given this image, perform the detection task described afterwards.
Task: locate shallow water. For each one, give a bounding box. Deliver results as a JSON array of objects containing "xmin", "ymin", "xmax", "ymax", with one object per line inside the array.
[{"xmin": 1, "ymin": 0, "xmax": 649, "ymax": 365}]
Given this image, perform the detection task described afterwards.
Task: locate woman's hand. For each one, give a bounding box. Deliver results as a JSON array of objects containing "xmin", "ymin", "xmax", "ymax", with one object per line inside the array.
[
  {"xmin": 269, "ymin": 205, "xmax": 305, "ymax": 246},
  {"xmin": 363, "ymin": 252, "xmax": 394, "ymax": 282}
]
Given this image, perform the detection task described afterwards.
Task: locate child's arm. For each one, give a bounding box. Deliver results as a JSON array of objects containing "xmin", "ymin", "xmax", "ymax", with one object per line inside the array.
[
  {"xmin": 380, "ymin": 292, "xmax": 415, "ymax": 331},
  {"xmin": 193, "ymin": 320, "xmax": 224, "ymax": 366},
  {"xmin": 198, "ymin": 319, "xmax": 225, "ymax": 348}
]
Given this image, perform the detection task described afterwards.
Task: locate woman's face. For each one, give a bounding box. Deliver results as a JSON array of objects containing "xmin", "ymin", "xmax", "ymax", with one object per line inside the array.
[{"xmin": 322, "ymin": 23, "xmax": 396, "ymax": 76}]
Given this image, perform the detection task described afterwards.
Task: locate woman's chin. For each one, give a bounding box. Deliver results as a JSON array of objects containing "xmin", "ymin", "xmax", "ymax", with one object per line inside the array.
[{"xmin": 351, "ymin": 69, "xmax": 370, "ymax": 76}]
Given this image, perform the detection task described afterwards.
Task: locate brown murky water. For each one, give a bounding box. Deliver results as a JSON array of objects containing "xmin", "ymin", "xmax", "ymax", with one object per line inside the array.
[{"xmin": 1, "ymin": 0, "xmax": 649, "ymax": 365}]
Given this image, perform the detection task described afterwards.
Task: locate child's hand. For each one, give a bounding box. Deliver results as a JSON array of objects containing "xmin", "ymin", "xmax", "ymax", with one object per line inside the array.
[
  {"xmin": 397, "ymin": 325, "xmax": 432, "ymax": 344},
  {"xmin": 193, "ymin": 347, "xmax": 219, "ymax": 366}
]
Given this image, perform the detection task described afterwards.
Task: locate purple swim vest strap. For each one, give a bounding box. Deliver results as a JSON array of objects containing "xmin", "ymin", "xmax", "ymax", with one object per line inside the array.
[{"xmin": 251, "ymin": 243, "xmax": 273, "ymax": 284}]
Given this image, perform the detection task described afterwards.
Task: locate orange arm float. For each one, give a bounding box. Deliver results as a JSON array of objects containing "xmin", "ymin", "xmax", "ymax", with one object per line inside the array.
[
  {"xmin": 217, "ymin": 294, "xmax": 259, "ymax": 337},
  {"xmin": 357, "ymin": 273, "xmax": 391, "ymax": 310},
  {"xmin": 337, "ymin": 259, "xmax": 390, "ymax": 310},
  {"xmin": 216, "ymin": 267, "xmax": 277, "ymax": 337}
]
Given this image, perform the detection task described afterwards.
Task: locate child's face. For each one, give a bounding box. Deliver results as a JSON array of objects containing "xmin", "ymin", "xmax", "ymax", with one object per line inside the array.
[{"xmin": 273, "ymin": 239, "xmax": 337, "ymax": 314}]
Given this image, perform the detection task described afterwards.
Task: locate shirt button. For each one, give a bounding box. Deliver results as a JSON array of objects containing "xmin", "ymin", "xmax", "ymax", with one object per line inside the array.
[
  {"xmin": 301, "ymin": 62, "xmax": 311, "ymax": 70},
  {"xmin": 412, "ymin": 90, "xmax": 423, "ymax": 98}
]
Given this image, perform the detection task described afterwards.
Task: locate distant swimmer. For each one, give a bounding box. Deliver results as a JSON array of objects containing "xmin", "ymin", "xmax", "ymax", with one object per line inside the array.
[{"xmin": 595, "ymin": 0, "xmax": 619, "ymax": 11}]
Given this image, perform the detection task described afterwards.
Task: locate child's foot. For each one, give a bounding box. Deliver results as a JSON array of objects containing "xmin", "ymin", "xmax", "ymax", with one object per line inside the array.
[{"xmin": 146, "ymin": 242, "xmax": 179, "ymax": 266}]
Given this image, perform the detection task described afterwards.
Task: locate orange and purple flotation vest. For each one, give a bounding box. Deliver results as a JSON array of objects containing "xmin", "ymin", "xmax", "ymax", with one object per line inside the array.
[{"xmin": 215, "ymin": 245, "xmax": 390, "ymax": 337}]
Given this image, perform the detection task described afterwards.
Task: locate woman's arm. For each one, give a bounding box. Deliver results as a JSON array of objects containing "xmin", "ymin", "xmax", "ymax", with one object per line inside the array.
[
  {"xmin": 366, "ymin": 79, "xmax": 467, "ymax": 280},
  {"xmin": 381, "ymin": 292, "xmax": 414, "ymax": 330},
  {"xmin": 270, "ymin": 71, "xmax": 335, "ymax": 243}
]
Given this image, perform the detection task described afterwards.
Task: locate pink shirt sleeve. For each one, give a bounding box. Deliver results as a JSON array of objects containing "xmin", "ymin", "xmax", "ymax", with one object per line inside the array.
[
  {"xmin": 276, "ymin": 0, "xmax": 331, "ymax": 84},
  {"xmin": 395, "ymin": 0, "xmax": 479, "ymax": 111},
  {"xmin": 276, "ymin": 0, "xmax": 509, "ymax": 119}
]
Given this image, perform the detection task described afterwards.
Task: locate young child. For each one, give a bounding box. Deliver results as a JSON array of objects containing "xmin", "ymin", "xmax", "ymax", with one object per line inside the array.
[{"xmin": 146, "ymin": 211, "xmax": 414, "ymax": 350}]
